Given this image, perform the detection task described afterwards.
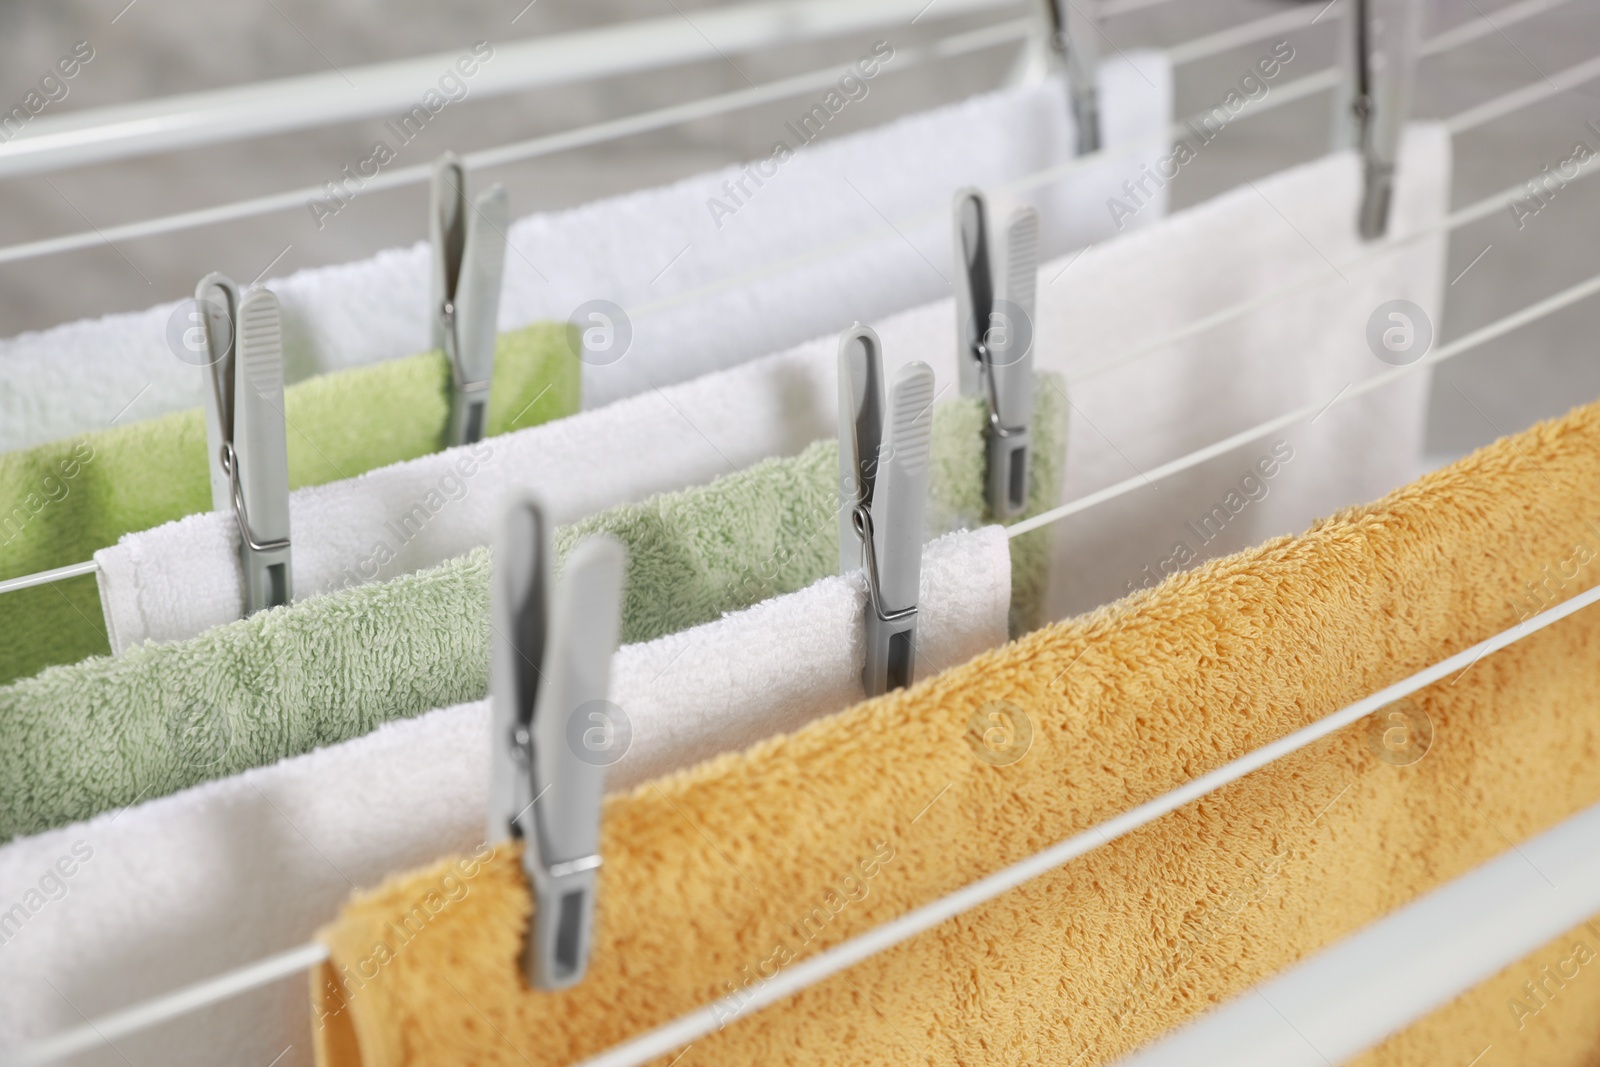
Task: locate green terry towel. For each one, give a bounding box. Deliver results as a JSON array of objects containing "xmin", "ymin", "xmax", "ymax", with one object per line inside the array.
[
  {"xmin": 563, "ymin": 373, "xmax": 1067, "ymax": 643},
  {"xmin": 0, "ymin": 376, "xmax": 1064, "ymax": 839},
  {"xmin": 0, "ymin": 324, "xmax": 579, "ymax": 686}
]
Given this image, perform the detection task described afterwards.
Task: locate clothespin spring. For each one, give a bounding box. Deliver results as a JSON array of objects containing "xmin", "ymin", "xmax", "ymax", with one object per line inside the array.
[
  {"xmin": 218, "ymin": 442, "xmax": 291, "ymax": 555},
  {"xmin": 507, "ymin": 717, "xmax": 604, "ymax": 985},
  {"xmin": 972, "ymin": 343, "xmax": 1031, "ymax": 515},
  {"xmin": 852, "ymin": 503, "xmax": 917, "ymax": 694},
  {"xmin": 197, "ymin": 282, "xmax": 294, "ymax": 614},
  {"xmin": 851, "ymin": 504, "xmax": 918, "ymax": 626},
  {"xmin": 440, "ymin": 300, "xmax": 491, "ymax": 443}
]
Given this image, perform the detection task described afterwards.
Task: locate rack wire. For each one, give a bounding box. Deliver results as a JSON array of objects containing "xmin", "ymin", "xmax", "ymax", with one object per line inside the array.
[
  {"xmin": 13, "ymin": 234, "xmax": 1600, "ymax": 1065},
  {"xmin": 0, "ymin": 0, "xmax": 1572, "ymax": 268},
  {"xmin": 4, "ymin": 43, "xmax": 1595, "ymax": 597},
  {"xmin": 2, "ymin": 0, "xmax": 1595, "ymax": 1062}
]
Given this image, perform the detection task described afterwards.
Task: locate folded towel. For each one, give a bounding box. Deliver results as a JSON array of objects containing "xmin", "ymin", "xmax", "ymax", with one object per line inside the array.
[
  {"xmin": 3, "ymin": 388, "xmax": 1051, "ymax": 837},
  {"xmin": 0, "ymin": 528, "xmax": 1010, "ymax": 1067},
  {"xmin": 95, "ymin": 123, "xmax": 1448, "ymax": 651},
  {"xmin": 310, "ymin": 395, "xmax": 1600, "ymax": 1067},
  {"xmin": 0, "ymin": 59, "xmax": 1173, "ymax": 452},
  {"xmin": 0, "ymin": 325, "xmax": 576, "ymax": 686}
]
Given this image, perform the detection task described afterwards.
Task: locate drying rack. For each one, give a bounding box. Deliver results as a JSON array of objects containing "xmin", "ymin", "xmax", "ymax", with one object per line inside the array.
[{"xmin": 4, "ymin": 0, "xmax": 1600, "ymax": 1064}]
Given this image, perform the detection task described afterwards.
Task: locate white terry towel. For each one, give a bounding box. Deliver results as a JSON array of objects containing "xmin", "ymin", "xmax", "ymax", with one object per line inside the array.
[
  {"xmin": 0, "ymin": 527, "xmax": 1009, "ymax": 1067},
  {"xmin": 1002, "ymin": 124, "xmax": 1452, "ymax": 616},
  {"xmin": 97, "ymin": 334, "xmax": 841, "ymax": 651},
  {"xmin": 0, "ymin": 56, "xmax": 1173, "ymax": 452},
  {"xmin": 859, "ymin": 124, "xmax": 1451, "ymax": 615},
  {"xmin": 98, "ymin": 125, "xmax": 1450, "ymax": 648}
]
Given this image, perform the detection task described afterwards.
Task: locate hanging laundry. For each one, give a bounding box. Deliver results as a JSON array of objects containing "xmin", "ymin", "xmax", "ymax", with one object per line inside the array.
[
  {"xmin": 0, "ymin": 59, "xmax": 1174, "ymax": 452},
  {"xmin": 86, "ymin": 124, "xmax": 1448, "ymax": 656},
  {"xmin": 94, "ymin": 332, "xmax": 1068, "ymax": 650},
  {"xmin": 553, "ymin": 386, "xmax": 1063, "ymax": 642},
  {"xmin": 0, "ymin": 388, "xmax": 1065, "ymax": 837},
  {"xmin": 1119, "ymin": 801, "xmax": 1600, "ymax": 1067},
  {"xmin": 0, "ymin": 527, "xmax": 1012, "ymax": 1067},
  {"xmin": 93, "ymin": 339, "xmax": 842, "ymax": 651},
  {"xmin": 312, "ymin": 395, "xmax": 1600, "ymax": 1067},
  {"xmin": 861, "ymin": 124, "xmax": 1453, "ymax": 618},
  {"xmin": 0, "ymin": 325, "xmax": 577, "ymax": 685}
]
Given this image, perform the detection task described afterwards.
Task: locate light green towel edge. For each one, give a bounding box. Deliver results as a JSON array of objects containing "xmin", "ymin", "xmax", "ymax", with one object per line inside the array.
[
  {"xmin": 0, "ymin": 324, "xmax": 580, "ymax": 686},
  {"xmin": 561, "ymin": 372, "xmax": 1067, "ymax": 644},
  {"xmin": 0, "ymin": 375, "xmax": 1065, "ymax": 839}
]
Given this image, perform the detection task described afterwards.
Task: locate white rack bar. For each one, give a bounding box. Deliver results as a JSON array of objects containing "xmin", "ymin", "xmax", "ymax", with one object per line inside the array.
[
  {"xmin": 0, "ymin": 18, "xmax": 1031, "ymax": 267},
  {"xmin": 0, "ymin": 0, "xmax": 1568, "ymax": 271},
  {"xmin": 536, "ymin": 13, "xmax": 1598, "ymax": 325},
  {"xmin": 0, "ymin": 0, "xmax": 1022, "ymax": 181},
  {"xmin": 1418, "ymin": 0, "xmax": 1574, "ymax": 57},
  {"xmin": 1071, "ymin": 64, "xmax": 1600, "ymax": 386},
  {"xmin": 1100, "ymin": 0, "xmax": 1183, "ymax": 17},
  {"xmin": 1011, "ymin": 254, "xmax": 1600, "ymax": 538},
  {"xmin": 1118, "ymin": 797, "xmax": 1600, "ymax": 1066},
  {"xmin": 0, "ymin": 0, "xmax": 1307, "ymax": 270},
  {"xmin": 10, "ymin": 253, "xmax": 1600, "ymax": 1067},
  {"xmin": 1163, "ymin": 6, "xmax": 1325, "ymax": 69},
  {"xmin": 8, "ymin": 77, "xmax": 1599, "ymax": 601},
  {"xmin": 1445, "ymin": 47, "xmax": 1600, "ymax": 133},
  {"xmin": 6, "ymin": 943, "xmax": 329, "ymax": 1067},
  {"xmin": 569, "ymin": 580, "xmax": 1600, "ymax": 1067},
  {"xmin": 0, "ymin": 560, "xmax": 99, "ymax": 595}
]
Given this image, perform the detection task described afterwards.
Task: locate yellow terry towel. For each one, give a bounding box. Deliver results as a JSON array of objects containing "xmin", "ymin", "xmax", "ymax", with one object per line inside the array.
[
  {"xmin": 1358, "ymin": 920, "xmax": 1600, "ymax": 1064},
  {"xmin": 311, "ymin": 395, "xmax": 1600, "ymax": 1067}
]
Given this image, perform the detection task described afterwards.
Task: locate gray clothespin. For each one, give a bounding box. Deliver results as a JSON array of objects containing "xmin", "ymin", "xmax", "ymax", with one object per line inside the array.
[
  {"xmin": 197, "ymin": 273, "xmax": 292, "ymax": 615},
  {"xmin": 952, "ymin": 188, "xmax": 1039, "ymax": 520},
  {"xmin": 431, "ymin": 153, "xmax": 509, "ymax": 446},
  {"xmin": 1039, "ymin": 0, "xmax": 1100, "ymax": 154},
  {"xmin": 836, "ymin": 325, "xmax": 934, "ymax": 698},
  {"xmin": 486, "ymin": 491, "xmax": 625, "ymax": 990},
  {"xmin": 1335, "ymin": 0, "xmax": 1424, "ymax": 239}
]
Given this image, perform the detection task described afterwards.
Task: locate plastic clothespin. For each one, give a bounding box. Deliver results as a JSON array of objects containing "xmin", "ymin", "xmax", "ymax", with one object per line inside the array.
[
  {"xmin": 952, "ymin": 188, "xmax": 1039, "ymax": 520},
  {"xmin": 431, "ymin": 153, "xmax": 509, "ymax": 446},
  {"xmin": 197, "ymin": 272, "xmax": 292, "ymax": 616},
  {"xmin": 486, "ymin": 491, "xmax": 625, "ymax": 990},
  {"xmin": 1039, "ymin": 0, "xmax": 1100, "ymax": 154},
  {"xmin": 836, "ymin": 325, "xmax": 934, "ymax": 698},
  {"xmin": 1336, "ymin": 0, "xmax": 1423, "ymax": 239}
]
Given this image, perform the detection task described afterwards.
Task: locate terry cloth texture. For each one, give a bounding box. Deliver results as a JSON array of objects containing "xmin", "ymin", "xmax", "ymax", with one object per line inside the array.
[
  {"xmin": 0, "ymin": 528, "xmax": 1011, "ymax": 1067},
  {"xmin": 0, "ymin": 324, "xmax": 576, "ymax": 686},
  {"xmin": 1116, "ymin": 800, "xmax": 1600, "ymax": 1066},
  {"xmin": 1353, "ymin": 917, "xmax": 1600, "ymax": 1065},
  {"xmin": 94, "ymin": 328, "xmax": 1063, "ymax": 649},
  {"xmin": 0, "ymin": 390, "xmax": 1043, "ymax": 839},
  {"xmin": 558, "ymin": 378, "xmax": 1065, "ymax": 643},
  {"xmin": 93, "ymin": 122, "xmax": 1448, "ymax": 650},
  {"xmin": 0, "ymin": 58, "xmax": 1172, "ymax": 451},
  {"xmin": 312, "ymin": 395, "xmax": 1600, "ymax": 1067},
  {"xmin": 94, "ymin": 337, "xmax": 846, "ymax": 652}
]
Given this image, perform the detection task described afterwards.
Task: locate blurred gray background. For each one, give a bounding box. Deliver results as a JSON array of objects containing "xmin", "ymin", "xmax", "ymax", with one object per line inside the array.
[{"xmin": 0, "ymin": 0, "xmax": 1595, "ymax": 463}]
